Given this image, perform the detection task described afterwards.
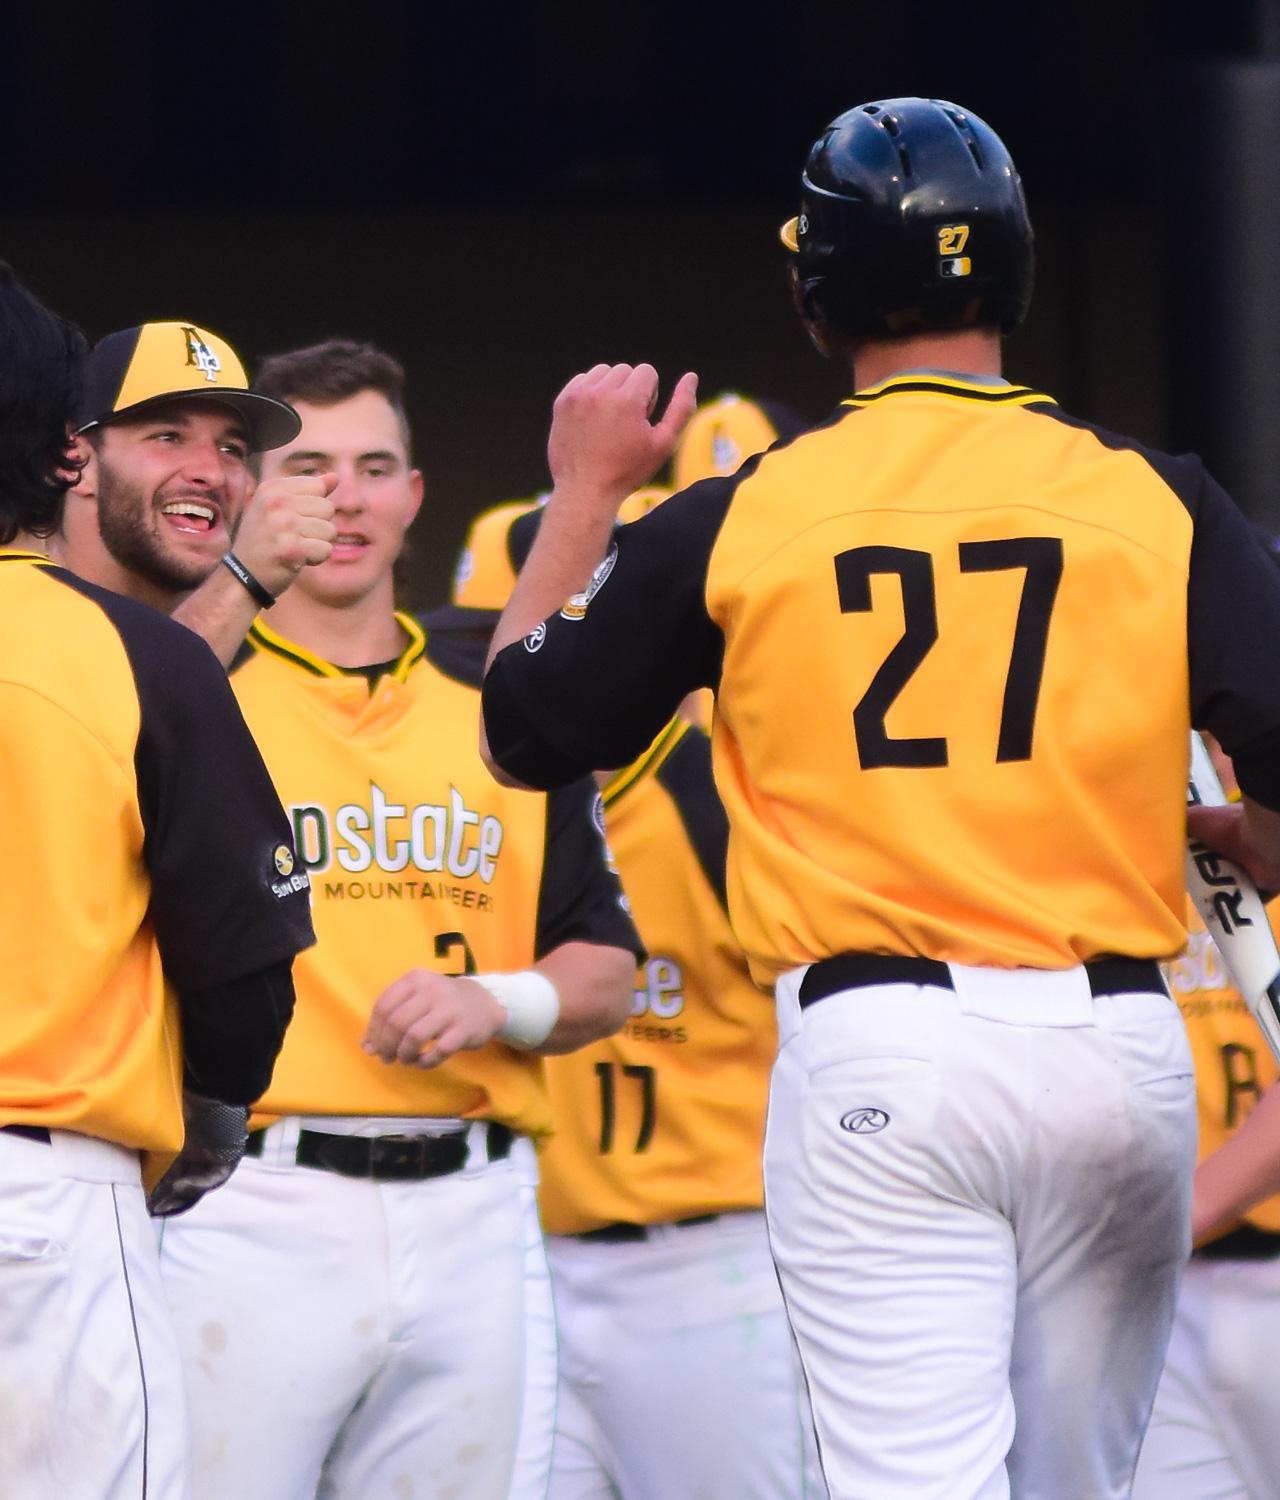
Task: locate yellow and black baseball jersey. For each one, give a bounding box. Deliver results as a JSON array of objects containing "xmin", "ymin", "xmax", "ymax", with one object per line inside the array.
[
  {"xmin": 538, "ymin": 718, "xmax": 774, "ymax": 1235},
  {"xmin": 0, "ymin": 553, "xmax": 312, "ymax": 1154},
  {"xmin": 452, "ymin": 497, "xmax": 543, "ymax": 610},
  {"xmin": 486, "ymin": 373, "xmax": 1280, "ymax": 985},
  {"xmin": 230, "ymin": 613, "xmax": 640, "ymax": 1137},
  {"xmin": 1166, "ymin": 902, "xmax": 1280, "ymax": 1236},
  {"xmin": 452, "ymin": 489, "xmax": 672, "ymax": 613}
]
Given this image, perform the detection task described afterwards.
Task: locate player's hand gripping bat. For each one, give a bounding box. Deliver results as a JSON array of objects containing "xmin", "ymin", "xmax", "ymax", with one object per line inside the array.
[{"xmin": 1186, "ymin": 731, "xmax": 1280, "ymax": 1063}]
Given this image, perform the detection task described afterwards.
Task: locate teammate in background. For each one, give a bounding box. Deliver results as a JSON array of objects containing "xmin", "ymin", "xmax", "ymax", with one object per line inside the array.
[
  {"xmin": 449, "ymin": 504, "xmax": 825, "ymax": 1498},
  {"xmin": 56, "ymin": 320, "xmax": 337, "ymax": 661},
  {"xmin": 449, "ymin": 397, "xmax": 803, "ymax": 616},
  {"xmin": 666, "ymin": 393, "xmax": 807, "ymax": 731},
  {"xmin": 479, "ymin": 98, "xmax": 1280, "ymax": 1498},
  {"xmin": 1134, "ymin": 742, "xmax": 1280, "ymax": 1499},
  {"xmin": 452, "ymin": 486, "xmax": 670, "ymax": 609},
  {"xmin": 449, "ymin": 395, "xmax": 804, "ymax": 735},
  {"xmin": 0, "ymin": 266, "xmax": 312, "ymax": 1498},
  {"xmin": 670, "ymin": 390, "xmax": 806, "ymax": 490},
  {"xmin": 156, "ymin": 339, "xmax": 641, "ymax": 1500}
]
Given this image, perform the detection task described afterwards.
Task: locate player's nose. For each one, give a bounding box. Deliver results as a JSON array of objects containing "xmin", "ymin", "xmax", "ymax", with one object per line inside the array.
[
  {"xmin": 329, "ymin": 469, "xmax": 366, "ymax": 513},
  {"xmin": 179, "ymin": 439, "xmax": 225, "ymax": 486}
]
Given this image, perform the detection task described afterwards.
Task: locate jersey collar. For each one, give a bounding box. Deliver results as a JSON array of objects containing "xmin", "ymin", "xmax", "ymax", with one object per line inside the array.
[
  {"xmin": 844, "ymin": 372, "xmax": 1054, "ymax": 408},
  {"xmin": 247, "ymin": 610, "xmax": 426, "ymax": 682},
  {"xmin": 0, "ymin": 549, "xmax": 56, "ymax": 566}
]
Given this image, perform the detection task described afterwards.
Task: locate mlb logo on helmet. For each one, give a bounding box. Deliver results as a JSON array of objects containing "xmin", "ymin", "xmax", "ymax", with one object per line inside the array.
[{"xmin": 937, "ymin": 224, "xmax": 972, "ymax": 279}]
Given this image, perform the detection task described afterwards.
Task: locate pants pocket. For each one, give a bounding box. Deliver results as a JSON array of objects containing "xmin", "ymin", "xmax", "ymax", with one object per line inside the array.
[{"xmin": 0, "ymin": 1234, "xmax": 66, "ymax": 1263}]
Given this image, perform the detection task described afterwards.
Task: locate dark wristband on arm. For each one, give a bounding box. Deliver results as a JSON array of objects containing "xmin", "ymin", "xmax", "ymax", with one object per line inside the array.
[{"xmin": 221, "ymin": 551, "xmax": 276, "ymax": 609}]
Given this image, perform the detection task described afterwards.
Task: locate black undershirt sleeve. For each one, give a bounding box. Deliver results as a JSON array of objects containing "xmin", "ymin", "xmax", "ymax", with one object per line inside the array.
[
  {"xmin": 178, "ymin": 961, "xmax": 296, "ymax": 1104},
  {"xmin": 483, "ymin": 476, "xmax": 735, "ymax": 788},
  {"xmin": 1184, "ymin": 468, "xmax": 1280, "ymax": 810},
  {"xmin": 534, "ymin": 778, "xmax": 645, "ymax": 962}
]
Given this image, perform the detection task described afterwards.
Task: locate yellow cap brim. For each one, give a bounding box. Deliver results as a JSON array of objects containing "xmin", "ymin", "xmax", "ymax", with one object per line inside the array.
[{"xmin": 780, "ymin": 216, "xmax": 800, "ymax": 252}]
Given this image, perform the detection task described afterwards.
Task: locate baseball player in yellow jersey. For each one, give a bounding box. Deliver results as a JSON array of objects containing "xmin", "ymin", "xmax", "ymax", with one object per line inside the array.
[
  {"xmin": 452, "ymin": 487, "xmax": 673, "ymax": 610},
  {"xmin": 452, "ymin": 502, "xmax": 824, "ymax": 1497},
  {"xmin": 56, "ymin": 320, "xmax": 338, "ymax": 663},
  {"xmin": 1133, "ymin": 752, "xmax": 1280, "ymax": 1498},
  {"xmin": 0, "ymin": 264, "xmax": 313, "ymax": 1499},
  {"xmin": 671, "ymin": 390, "xmax": 806, "ymax": 491},
  {"xmin": 152, "ymin": 339, "xmax": 641, "ymax": 1500},
  {"xmin": 480, "ymin": 98, "xmax": 1280, "ymax": 1499}
]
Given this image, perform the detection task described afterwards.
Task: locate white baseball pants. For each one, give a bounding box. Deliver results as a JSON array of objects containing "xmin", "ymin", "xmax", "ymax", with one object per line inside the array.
[
  {"xmin": 0, "ymin": 1126, "xmax": 188, "ymax": 1500},
  {"xmin": 158, "ymin": 1120, "xmax": 548, "ymax": 1500},
  {"xmin": 545, "ymin": 1209, "xmax": 825, "ymax": 1499},
  {"xmin": 764, "ymin": 962, "xmax": 1197, "ymax": 1500},
  {"xmin": 1132, "ymin": 1251, "xmax": 1280, "ymax": 1498}
]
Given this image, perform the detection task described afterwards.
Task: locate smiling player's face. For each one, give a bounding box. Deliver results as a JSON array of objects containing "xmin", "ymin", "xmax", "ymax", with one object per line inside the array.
[{"xmin": 94, "ymin": 399, "xmax": 252, "ymax": 595}]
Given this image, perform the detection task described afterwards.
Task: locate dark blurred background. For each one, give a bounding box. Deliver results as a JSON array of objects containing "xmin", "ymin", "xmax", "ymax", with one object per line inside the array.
[{"xmin": 4, "ymin": 0, "xmax": 1280, "ymax": 604}]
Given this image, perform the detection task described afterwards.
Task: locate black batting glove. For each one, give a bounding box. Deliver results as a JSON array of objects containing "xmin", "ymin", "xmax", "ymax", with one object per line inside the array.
[{"xmin": 147, "ymin": 1091, "xmax": 249, "ymax": 1218}]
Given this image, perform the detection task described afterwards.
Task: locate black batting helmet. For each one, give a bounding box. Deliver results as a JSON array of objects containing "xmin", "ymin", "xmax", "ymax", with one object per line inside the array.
[{"xmin": 781, "ymin": 98, "xmax": 1034, "ymax": 344}]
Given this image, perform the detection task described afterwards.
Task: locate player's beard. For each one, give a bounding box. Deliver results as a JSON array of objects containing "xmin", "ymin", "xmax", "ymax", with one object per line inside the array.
[{"xmin": 96, "ymin": 467, "xmax": 222, "ymax": 597}]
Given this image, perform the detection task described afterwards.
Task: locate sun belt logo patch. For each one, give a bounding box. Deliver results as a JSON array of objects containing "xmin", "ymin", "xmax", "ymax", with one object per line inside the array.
[
  {"xmin": 182, "ymin": 325, "xmax": 222, "ymax": 383},
  {"xmin": 269, "ymin": 841, "xmax": 311, "ymax": 900}
]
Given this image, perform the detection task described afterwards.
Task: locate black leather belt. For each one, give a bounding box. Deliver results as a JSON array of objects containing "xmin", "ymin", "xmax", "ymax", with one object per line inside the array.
[
  {"xmin": 574, "ymin": 1213, "xmax": 720, "ymax": 1244},
  {"xmin": 1196, "ymin": 1224, "xmax": 1280, "ymax": 1261},
  {"xmin": 0, "ymin": 1124, "xmax": 51, "ymax": 1144},
  {"xmin": 799, "ymin": 954, "xmax": 1167, "ymax": 1009},
  {"xmin": 244, "ymin": 1121, "xmax": 514, "ymax": 1181}
]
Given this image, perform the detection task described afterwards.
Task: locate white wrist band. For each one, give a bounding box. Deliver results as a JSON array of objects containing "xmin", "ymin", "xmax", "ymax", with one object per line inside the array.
[{"xmin": 473, "ymin": 971, "xmax": 561, "ymax": 1050}]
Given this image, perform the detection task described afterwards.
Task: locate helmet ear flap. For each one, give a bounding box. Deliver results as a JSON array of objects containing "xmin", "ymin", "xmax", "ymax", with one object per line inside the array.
[
  {"xmin": 789, "ymin": 271, "xmax": 844, "ymax": 360},
  {"xmin": 788, "ymin": 265, "xmax": 826, "ymax": 328}
]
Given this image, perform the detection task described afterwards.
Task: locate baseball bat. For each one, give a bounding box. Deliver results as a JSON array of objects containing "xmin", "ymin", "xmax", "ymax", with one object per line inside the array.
[{"xmin": 1186, "ymin": 731, "xmax": 1280, "ymax": 1064}]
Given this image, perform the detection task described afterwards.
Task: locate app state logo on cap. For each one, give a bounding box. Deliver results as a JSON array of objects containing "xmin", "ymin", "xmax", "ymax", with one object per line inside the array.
[{"xmin": 182, "ymin": 325, "xmax": 222, "ymax": 383}]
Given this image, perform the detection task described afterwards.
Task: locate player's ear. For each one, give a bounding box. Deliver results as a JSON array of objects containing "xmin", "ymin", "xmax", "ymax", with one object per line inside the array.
[
  {"xmin": 407, "ymin": 468, "xmax": 425, "ymax": 527},
  {"xmin": 67, "ymin": 433, "xmax": 97, "ymax": 500}
]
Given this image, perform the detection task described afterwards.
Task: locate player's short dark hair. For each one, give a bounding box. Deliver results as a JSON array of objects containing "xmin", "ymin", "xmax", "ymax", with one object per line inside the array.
[
  {"xmin": 0, "ymin": 262, "xmax": 86, "ymax": 544},
  {"xmin": 254, "ymin": 339, "xmax": 412, "ymax": 453}
]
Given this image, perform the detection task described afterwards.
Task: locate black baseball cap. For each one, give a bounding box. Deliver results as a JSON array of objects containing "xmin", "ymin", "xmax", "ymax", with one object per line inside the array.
[{"xmin": 74, "ymin": 321, "xmax": 301, "ymax": 452}]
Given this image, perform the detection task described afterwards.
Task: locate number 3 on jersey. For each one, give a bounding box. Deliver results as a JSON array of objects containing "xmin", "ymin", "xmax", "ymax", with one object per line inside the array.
[{"xmin": 835, "ymin": 537, "xmax": 1063, "ymax": 769}]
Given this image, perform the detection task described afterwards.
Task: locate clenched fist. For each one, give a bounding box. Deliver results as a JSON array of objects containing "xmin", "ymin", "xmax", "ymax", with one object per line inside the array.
[
  {"xmin": 231, "ymin": 472, "xmax": 339, "ymax": 597},
  {"xmin": 547, "ymin": 364, "xmax": 698, "ymax": 520}
]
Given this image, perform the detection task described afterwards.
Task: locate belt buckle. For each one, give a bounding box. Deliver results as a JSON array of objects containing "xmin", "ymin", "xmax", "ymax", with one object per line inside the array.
[
  {"xmin": 370, "ymin": 1130, "xmax": 474, "ymax": 1180},
  {"xmin": 369, "ymin": 1133, "xmax": 431, "ymax": 1178}
]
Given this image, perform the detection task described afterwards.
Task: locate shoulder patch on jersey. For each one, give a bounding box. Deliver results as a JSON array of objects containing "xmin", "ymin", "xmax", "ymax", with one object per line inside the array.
[
  {"xmin": 269, "ymin": 837, "xmax": 311, "ymax": 900},
  {"xmin": 561, "ymin": 544, "xmax": 617, "ymax": 621}
]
